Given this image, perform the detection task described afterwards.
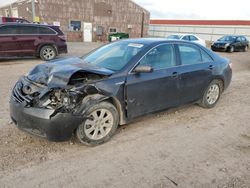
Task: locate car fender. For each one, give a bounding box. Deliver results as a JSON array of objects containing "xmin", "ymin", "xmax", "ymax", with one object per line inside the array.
[{"xmin": 74, "ymin": 93, "xmax": 126, "ymax": 125}]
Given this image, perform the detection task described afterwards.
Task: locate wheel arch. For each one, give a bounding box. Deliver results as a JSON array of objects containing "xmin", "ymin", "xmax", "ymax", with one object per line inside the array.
[
  {"xmin": 36, "ymin": 43, "xmax": 58, "ymax": 56},
  {"xmin": 78, "ymin": 93, "xmax": 127, "ymax": 126},
  {"xmin": 105, "ymin": 97, "xmax": 127, "ymax": 125},
  {"xmin": 212, "ymin": 77, "xmax": 224, "ymax": 91}
]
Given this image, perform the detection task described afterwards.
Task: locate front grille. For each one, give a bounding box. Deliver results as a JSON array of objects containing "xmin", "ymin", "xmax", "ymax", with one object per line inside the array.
[{"xmin": 12, "ymin": 82, "xmax": 32, "ymax": 104}]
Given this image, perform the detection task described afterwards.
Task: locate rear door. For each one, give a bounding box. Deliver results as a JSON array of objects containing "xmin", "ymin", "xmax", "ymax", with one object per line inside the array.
[
  {"xmin": 126, "ymin": 43, "xmax": 180, "ymax": 119},
  {"xmin": 0, "ymin": 25, "xmax": 20, "ymax": 57},
  {"xmin": 177, "ymin": 44, "xmax": 214, "ymax": 104},
  {"xmin": 234, "ymin": 37, "xmax": 243, "ymax": 50}
]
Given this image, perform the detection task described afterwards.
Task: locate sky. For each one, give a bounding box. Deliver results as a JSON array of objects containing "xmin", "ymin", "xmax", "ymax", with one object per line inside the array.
[
  {"xmin": 1, "ymin": 0, "xmax": 250, "ymax": 20},
  {"xmin": 133, "ymin": 0, "xmax": 250, "ymax": 20}
]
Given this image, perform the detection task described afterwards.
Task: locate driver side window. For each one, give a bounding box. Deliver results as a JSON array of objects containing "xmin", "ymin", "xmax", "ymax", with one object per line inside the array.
[{"xmin": 139, "ymin": 44, "xmax": 176, "ymax": 69}]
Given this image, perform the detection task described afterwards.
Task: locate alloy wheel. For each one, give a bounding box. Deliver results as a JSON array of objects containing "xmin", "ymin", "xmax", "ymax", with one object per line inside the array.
[
  {"xmin": 42, "ymin": 47, "xmax": 55, "ymax": 60},
  {"xmin": 83, "ymin": 109, "xmax": 114, "ymax": 140},
  {"xmin": 206, "ymin": 84, "xmax": 220, "ymax": 105}
]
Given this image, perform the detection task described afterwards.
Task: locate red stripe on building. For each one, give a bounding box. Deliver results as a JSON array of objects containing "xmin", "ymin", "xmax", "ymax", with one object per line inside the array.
[{"xmin": 150, "ymin": 20, "xmax": 250, "ymax": 26}]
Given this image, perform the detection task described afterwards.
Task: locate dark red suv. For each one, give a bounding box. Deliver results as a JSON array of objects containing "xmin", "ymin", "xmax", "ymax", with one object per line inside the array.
[{"xmin": 0, "ymin": 23, "xmax": 67, "ymax": 60}]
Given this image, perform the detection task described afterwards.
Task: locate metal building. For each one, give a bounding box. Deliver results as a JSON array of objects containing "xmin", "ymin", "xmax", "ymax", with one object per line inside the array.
[
  {"xmin": 0, "ymin": 0, "xmax": 150, "ymax": 42},
  {"xmin": 149, "ymin": 20, "xmax": 250, "ymax": 41}
]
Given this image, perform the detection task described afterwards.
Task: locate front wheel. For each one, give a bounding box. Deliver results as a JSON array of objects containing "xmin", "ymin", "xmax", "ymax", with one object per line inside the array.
[
  {"xmin": 244, "ymin": 45, "xmax": 248, "ymax": 52},
  {"xmin": 76, "ymin": 102, "xmax": 119, "ymax": 146},
  {"xmin": 199, "ymin": 80, "xmax": 223, "ymax": 108},
  {"xmin": 228, "ymin": 46, "xmax": 234, "ymax": 53}
]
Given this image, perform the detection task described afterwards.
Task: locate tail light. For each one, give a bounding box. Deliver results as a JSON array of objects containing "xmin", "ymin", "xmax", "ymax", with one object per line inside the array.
[{"xmin": 58, "ymin": 35, "xmax": 66, "ymax": 41}]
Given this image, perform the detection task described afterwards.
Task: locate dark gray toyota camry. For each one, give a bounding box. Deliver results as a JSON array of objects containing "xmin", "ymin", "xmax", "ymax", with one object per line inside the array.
[{"xmin": 10, "ymin": 38, "xmax": 232, "ymax": 146}]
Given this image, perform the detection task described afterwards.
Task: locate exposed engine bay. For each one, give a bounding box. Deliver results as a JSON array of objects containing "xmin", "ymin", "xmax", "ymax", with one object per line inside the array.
[{"xmin": 12, "ymin": 71, "xmax": 109, "ymax": 118}]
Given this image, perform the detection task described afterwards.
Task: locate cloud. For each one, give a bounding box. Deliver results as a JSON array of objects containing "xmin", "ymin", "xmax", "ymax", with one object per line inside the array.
[
  {"xmin": 0, "ymin": 0, "xmax": 16, "ymax": 7},
  {"xmin": 133, "ymin": 0, "xmax": 250, "ymax": 20},
  {"xmin": 149, "ymin": 9, "xmax": 206, "ymax": 19}
]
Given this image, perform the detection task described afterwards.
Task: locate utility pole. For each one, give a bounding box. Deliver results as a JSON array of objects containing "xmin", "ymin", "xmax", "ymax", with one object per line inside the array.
[
  {"xmin": 31, "ymin": 0, "xmax": 35, "ymax": 22},
  {"xmin": 141, "ymin": 12, "xmax": 144, "ymax": 38}
]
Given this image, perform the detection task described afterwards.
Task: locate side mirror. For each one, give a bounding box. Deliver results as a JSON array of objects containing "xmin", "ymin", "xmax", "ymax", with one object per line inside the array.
[{"xmin": 133, "ymin": 65, "xmax": 153, "ymax": 73}]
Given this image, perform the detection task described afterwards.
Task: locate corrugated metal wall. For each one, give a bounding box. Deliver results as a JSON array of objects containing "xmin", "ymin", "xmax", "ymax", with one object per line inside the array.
[{"xmin": 149, "ymin": 24, "xmax": 250, "ymax": 41}]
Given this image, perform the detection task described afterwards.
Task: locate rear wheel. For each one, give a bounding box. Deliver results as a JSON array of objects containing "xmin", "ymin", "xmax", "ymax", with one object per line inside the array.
[
  {"xmin": 76, "ymin": 102, "xmax": 119, "ymax": 146},
  {"xmin": 40, "ymin": 45, "xmax": 56, "ymax": 61},
  {"xmin": 199, "ymin": 80, "xmax": 223, "ymax": 108}
]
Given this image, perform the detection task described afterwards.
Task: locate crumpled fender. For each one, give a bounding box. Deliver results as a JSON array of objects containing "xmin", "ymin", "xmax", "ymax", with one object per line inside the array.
[{"xmin": 74, "ymin": 94, "xmax": 109, "ymax": 116}]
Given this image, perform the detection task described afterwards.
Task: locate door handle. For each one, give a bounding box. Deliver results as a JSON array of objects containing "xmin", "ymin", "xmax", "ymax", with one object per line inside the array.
[
  {"xmin": 12, "ymin": 36, "xmax": 18, "ymax": 40},
  {"xmin": 208, "ymin": 65, "xmax": 214, "ymax": 70},
  {"xmin": 172, "ymin": 72, "xmax": 178, "ymax": 78}
]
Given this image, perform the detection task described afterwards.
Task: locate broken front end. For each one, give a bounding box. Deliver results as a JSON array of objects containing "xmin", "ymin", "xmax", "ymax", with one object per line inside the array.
[{"xmin": 10, "ymin": 71, "xmax": 111, "ymax": 141}]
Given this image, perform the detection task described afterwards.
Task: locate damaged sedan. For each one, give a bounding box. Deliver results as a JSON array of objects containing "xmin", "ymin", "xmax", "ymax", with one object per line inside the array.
[{"xmin": 10, "ymin": 39, "xmax": 232, "ymax": 146}]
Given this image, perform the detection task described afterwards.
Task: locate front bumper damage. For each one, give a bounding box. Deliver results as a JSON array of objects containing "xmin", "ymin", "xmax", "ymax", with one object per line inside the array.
[
  {"xmin": 9, "ymin": 76, "xmax": 107, "ymax": 142},
  {"xmin": 10, "ymin": 98, "xmax": 83, "ymax": 141}
]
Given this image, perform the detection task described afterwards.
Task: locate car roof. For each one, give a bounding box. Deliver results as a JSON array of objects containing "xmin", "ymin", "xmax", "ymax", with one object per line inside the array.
[
  {"xmin": 0, "ymin": 22, "xmax": 54, "ymax": 27},
  {"xmin": 169, "ymin": 33, "xmax": 197, "ymax": 36},
  {"xmin": 119, "ymin": 38, "xmax": 201, "ymax": 46},
  {"xmin": 223, "ymin": 35, "xmax": 245, "ymax": 37}
]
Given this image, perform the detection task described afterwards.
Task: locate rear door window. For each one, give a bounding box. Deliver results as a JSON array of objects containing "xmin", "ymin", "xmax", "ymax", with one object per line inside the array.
[
  {"xmin": 19, "ymin": 25, "xmax": 38, "ymax": 34},
  {"xmin": 178, "ymin": 44, "xmax": 202, "ymax": 65},
  {"xmin": 0, "ymin": 25, "xmax": 19, "ymax": 34},
  {"xmin": 200, "ymin": 49, "xmax": 213, "ymax": 62},
  {"xmin": 38, "ymin": 27, "xmax": 56, "ymax": 35}
]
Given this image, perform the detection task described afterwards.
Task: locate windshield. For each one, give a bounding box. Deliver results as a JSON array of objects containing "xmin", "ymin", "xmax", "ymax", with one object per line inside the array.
[
  {"xmin": 82, "ymin": 41, "xmax": 145, "ymax": 72},
  {"xmin": 218, "ymin": 36, "xmax": 236, "ymax": 42},
  {"xmin": 167, "ymin": 35, "xmax": 181, "ymax": 39}
]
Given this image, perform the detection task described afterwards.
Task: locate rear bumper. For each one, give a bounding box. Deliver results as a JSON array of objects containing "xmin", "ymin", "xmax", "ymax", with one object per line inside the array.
[
  {"xmin": 10, "ymin": 97, "xmax": 83, "ymax": 142},
  {"xmin": 57, "ymin": 43, "xmax": 68, "ymax": 54},
  {"xmin": 223, "ymin": 66, "xmax": 232, "ymax": 91}
]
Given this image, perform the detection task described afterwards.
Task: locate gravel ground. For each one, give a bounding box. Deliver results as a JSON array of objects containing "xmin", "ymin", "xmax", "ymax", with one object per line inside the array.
[{"xmin": 0, "ymin": 42, "xmax": 250, "ymax": 188}]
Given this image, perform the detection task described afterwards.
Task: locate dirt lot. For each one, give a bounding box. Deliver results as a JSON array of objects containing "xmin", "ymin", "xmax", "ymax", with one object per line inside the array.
[{"xmin": 0, "ymin": 42, "xmax": 250, "ymax": 188}]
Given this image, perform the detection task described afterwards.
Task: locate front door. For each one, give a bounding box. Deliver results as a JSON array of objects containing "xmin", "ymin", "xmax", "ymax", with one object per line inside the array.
[
  {"xmin": 126, "ymin": 44, "xmax": 180, "ymax": 119},
  {"xmin": 83, "ymin": 22, "xmax": 92, "ymax": 42}
]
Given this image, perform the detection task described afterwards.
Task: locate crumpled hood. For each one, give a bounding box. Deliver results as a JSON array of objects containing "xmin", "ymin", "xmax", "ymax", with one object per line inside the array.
[{"xmin": 27, "ymin": 57, "xmax": 114, "ymax": 87}]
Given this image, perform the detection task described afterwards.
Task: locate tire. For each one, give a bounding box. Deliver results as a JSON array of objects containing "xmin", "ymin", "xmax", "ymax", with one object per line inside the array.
[
  {"xmin": 76, "ymin": 101, "xmax": 119, "ymax": 146},
  {"xmin": 244, "ymin": 45, "xmax": 248, "ymax": 52},
  {"xmin": 199, "ymin": 80, "xmax": 223, "ymax": 108},
  {"xmin": 228, "ymin": 46, "xmax": 234, "ymax": 53},
  {"xmin": 39, "ymin": 45, "xmax": 57, "ymax": 61}
]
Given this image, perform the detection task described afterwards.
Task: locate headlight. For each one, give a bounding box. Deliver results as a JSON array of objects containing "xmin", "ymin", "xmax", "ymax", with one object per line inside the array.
[{"xmin": 224, "ymin": 43, "xmax": 230, "ymax": 47}]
